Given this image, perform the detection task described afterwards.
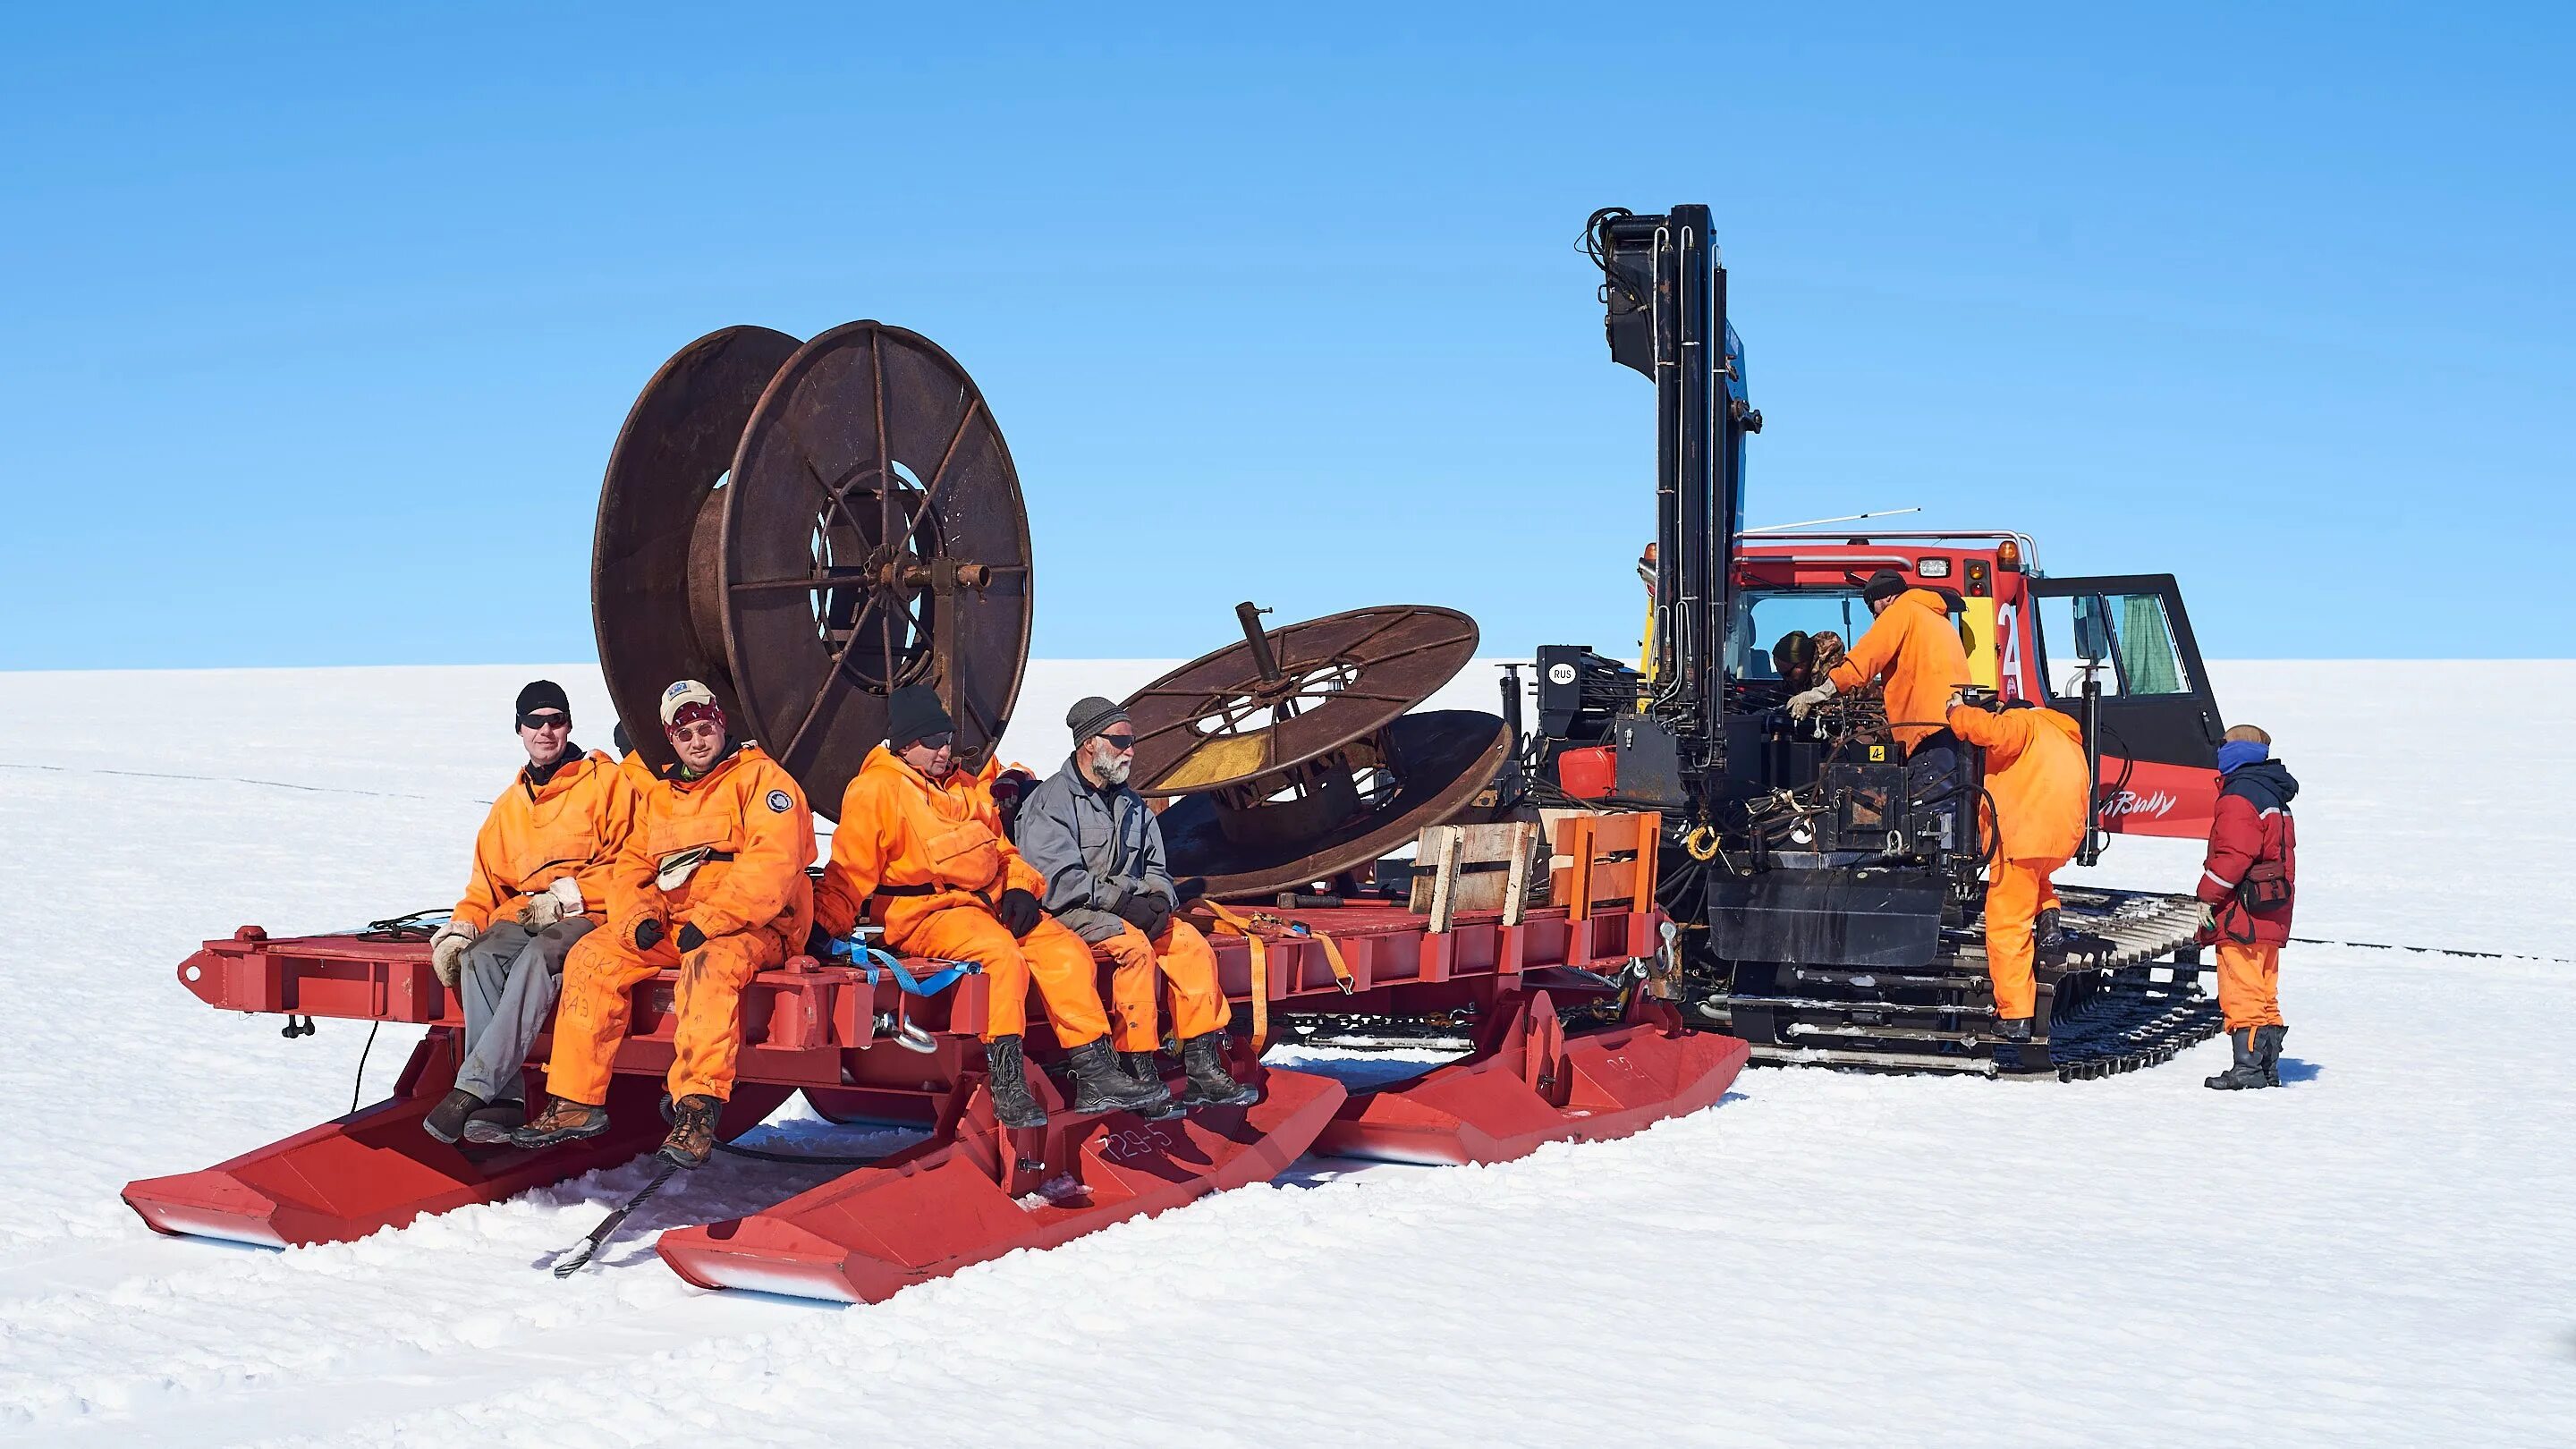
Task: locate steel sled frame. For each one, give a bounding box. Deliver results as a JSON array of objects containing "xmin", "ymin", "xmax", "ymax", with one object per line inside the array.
[{"xmin": 125, "ymin": 904, "xmax": 1746, "ymax": 1302}]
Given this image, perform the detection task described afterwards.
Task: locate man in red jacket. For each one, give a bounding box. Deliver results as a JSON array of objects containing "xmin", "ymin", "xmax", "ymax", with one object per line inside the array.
[{"xmin": 2196, "ymin": 724, "xmax": 2299, "ymax": 1090}]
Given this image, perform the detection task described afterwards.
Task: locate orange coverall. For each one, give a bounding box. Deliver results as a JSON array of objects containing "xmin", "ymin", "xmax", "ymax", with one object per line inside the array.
[
  {"xmin": 448, "ymin": 750, "xmax": 635, "ymax": 930},
  {"xmin": 1946, "ymin": 703, "xmax": 2089, "ymax": 1021},
  {"xmin": 815, "ymin": 747, "xmax": 1111, "ymax": 1046},
  {"xmin": 1829, "ymin": 589, "xmax": 1974, "ymax": 756},
  {"xmin": 543, "ymin": 743, "xmax": 816, "ymax": 1106},
  {"xmin": 1095, "ymin": 921, "xmax": 1230, "ymax": 1051}
]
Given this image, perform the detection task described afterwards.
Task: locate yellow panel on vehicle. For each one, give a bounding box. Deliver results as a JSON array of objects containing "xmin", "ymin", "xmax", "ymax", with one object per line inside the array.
[{"xmin": 1962, "ymin": 597, "xmax": 1999, "ymax": 688}]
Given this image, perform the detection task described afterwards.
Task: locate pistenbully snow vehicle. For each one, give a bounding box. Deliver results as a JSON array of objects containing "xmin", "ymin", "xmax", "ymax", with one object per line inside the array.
[{"xmin": 1519, "ymin": 206, "xmax": 2227, "ymax": 1077}]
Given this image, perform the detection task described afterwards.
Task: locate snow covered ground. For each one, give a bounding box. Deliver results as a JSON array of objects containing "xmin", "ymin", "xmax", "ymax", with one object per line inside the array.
[{"xmin": 1, "ymin": 661, "xmax": 2570, "ymax": 1447}]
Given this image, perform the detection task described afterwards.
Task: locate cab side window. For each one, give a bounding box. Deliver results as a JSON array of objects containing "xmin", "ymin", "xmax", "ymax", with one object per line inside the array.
[{"xmin": 2038, "ymin": 590, "xmax": 2194, "ymax": 698}]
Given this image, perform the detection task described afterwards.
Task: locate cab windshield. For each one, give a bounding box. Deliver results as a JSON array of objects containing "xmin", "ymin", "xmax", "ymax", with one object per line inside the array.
[{"xmin": 1729, "ymin": 589, "xmax": 1870, "ymax": 680}]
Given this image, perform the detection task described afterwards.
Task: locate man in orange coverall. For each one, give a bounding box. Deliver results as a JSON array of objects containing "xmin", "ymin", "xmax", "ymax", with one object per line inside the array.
[
  {"xmin": 1013, "ymin": 696, "xmax": 1255, "ymax": 1112},
  {"xmin": 811, "ymin": 685, "xmax": 1167, "ymax": 1130},
  {"xmin": 1790, "ymin": 570, "xmax": 1976, "ymax": 847},
  {"xmin": 1945, "ymin": 695, "xmax": 2089, "ymax": 1045},
  {"xmin": 420, "ymin": 681, "xmax": 636, "ymax": 1146},
  {"xmin": 514, "ymin": 680, "xmax": 815, "ymax": 1169}
]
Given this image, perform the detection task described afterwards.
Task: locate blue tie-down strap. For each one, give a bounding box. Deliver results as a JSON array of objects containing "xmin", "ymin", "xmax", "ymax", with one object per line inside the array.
[{"xmin": 826, "ymin": 936, "xmax": 977, "ymax": 996}]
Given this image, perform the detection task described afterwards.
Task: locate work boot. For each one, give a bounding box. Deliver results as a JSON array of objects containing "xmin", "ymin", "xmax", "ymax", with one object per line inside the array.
[
  {"xmin": 2256, "ymin": 1024, "xmax": 2288, "ymax": 1087},
  {"xmin": 983, "ymin": 1036, "xmax": 1047, "ymax": 1130},
  {"xmin": 1178, "ymin": 1032, "xmax": 1260, "ymax": 1108},
  {"xmin": 461, "ymin": 1099, "xmax": 525, "ymax": 1146},
  {"xmin": 1119, "ymin": 1049, "xmax": 1183, "ymax": 1120},
  {"xmin": 657, "ymin": 1094, "xmax": 723, "ymax": 1169},
  {"xmin": 2203, "ymin": 1028, "xmax": 2270, "ymax": 1090},
  {"xmin": 512, "ymin": 1097, "xmax": 612, "ymax": 1148},
  {"xmin": 422, "ymin": 1087, "xmax": 485, "ymax": 1145},
  {"xmin": 1991, "ymin": 1017, "xmax": 2033, "ymax": 1044},
  {"xmin": 2035, "ymin": 907, "xmax": 2067, "ymax": 969},
  {"xmin": 1065, "ymin": 1038, "xmax": 1172, "ymax": 1114}
]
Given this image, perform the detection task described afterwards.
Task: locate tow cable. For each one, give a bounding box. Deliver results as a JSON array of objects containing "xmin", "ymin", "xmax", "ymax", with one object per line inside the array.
[{"xmin": 2287, "ymin": 935, "xmax": 2575, "ymax": 966}]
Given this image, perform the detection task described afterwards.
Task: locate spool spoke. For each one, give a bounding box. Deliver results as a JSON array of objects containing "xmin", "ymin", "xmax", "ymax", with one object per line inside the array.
[{"xmin": 902, "ymin": 396, "xmax": 985, "ymax": 538}]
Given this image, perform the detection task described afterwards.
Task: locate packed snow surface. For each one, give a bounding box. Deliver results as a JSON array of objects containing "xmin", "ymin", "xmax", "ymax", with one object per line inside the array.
[{"xmin": 1, "ymin": 661, "xmax": 2570, "ymax": 1447}]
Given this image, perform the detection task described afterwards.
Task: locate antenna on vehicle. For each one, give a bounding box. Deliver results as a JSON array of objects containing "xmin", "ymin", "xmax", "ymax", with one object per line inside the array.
[{"xmin": 1741, "ymin": 506, "xmax": 1921, "ymax": 535}]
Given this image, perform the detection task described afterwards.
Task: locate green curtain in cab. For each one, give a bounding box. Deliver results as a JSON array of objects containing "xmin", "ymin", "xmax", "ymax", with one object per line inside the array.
[{"xmin": 2118, "ymin": 594, "xmax": 2182, "ymax": 693}]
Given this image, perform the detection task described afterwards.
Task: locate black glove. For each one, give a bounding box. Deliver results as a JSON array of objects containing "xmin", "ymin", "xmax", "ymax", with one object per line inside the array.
[
  {"xmin": 996, "ymin": 888, "xmax": 1043, "ymax": 938},
  {"xmin": 1117, "ymin": 894, "xmax": 1172, "ymax": 940},
  {"xmin": 633, "ymin": 916, "xmax": 665, "ymax": 952},
  {"xmin": 675, "ymin": 921, "xmax": 707, "ymax": 953},
  {"xmin": 804, "ymin": 922, "xmax": 835, "ymax": 960}
]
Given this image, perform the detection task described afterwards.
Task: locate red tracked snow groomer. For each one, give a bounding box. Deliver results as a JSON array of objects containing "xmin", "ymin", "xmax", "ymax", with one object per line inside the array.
[{"xmin": 122, "ymin": 318, "xmax": 1745, "ymax": 1302}]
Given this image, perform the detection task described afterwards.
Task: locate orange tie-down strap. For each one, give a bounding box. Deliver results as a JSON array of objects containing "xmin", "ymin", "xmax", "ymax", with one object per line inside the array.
[{"xmin": 1199, "ymin": 902, "xmax": 1356, "ymax": 1053}]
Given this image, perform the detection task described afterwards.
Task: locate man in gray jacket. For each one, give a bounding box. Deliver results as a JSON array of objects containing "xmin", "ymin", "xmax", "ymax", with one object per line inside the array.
[{"xmin": 1015, "ymin": 696, "xmax": 1257, "ymax": 1110}]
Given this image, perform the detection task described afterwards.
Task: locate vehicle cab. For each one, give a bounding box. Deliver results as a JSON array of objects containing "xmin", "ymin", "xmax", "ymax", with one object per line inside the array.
[{"xmin": 1731, "ymin": 531, "xmax": 2227, "ymax": 837}]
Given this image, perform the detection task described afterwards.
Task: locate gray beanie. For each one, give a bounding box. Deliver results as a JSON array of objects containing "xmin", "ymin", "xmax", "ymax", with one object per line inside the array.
[{"xmin": 1066, "ymin": 695, "xmax": 1130, "ymax": 743}]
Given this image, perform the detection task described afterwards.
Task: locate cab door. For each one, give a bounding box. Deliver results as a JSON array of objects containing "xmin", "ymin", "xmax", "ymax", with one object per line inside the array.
[{"xmin": 2029, "ymin": 574, "xmax": 2226, "ymax": 836}]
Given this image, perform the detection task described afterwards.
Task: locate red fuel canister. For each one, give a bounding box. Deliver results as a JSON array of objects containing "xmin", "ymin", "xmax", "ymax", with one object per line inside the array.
[{"xmin": 1558, "ymin": 745, "xmax": 1617, "ymax": 801}]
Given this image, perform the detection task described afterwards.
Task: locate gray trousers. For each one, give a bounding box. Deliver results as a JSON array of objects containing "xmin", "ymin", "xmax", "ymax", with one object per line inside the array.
[{"xmin": 454, "ymin": 917, "xmax": 594, "ymax": 1104}]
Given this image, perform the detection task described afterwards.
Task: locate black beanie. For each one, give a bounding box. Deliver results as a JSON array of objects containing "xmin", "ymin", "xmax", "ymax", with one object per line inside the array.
[
  {"xmin": 515, "ymin": 679, "xmax": 572, "ymax": 723},
  {"xmin": 887, "ymin": 685, "xmax": 954, "ymax": 749},
  {"xmin": 1860, "ymin": 571, "xmax": 1908, "ymax": 607}
]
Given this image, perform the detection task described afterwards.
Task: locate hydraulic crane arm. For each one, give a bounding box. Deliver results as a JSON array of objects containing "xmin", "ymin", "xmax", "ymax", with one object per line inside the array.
[{"xmin": 1588, "ymin": 205, "xmax": 1759, "ymax": 764}]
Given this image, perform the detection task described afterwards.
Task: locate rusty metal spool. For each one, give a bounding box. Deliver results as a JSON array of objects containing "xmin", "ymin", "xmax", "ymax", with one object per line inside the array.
[
  {"xmin": 1123, "ymin": 604, "xmax": 1509, "ymax": 900},
  {"xmin": 591, "ymin": 321, "xmax": 1032, "ymax": 818}
]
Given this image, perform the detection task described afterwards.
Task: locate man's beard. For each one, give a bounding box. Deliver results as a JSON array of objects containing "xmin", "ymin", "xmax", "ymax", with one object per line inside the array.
[{"xmin": 1091, "ymin": 748, "xmax": 1131, "ymax": 786}]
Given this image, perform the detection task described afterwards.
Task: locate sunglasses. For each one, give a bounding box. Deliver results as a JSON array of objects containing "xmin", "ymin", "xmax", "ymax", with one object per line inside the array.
[
  {"xmin": 912, "ymin": 732, "xmax": 955, "ymax": 751},
  {"xmin": 666, "ymin": 720, "xmax": 723, "ymax": 742},
  {"xmin": 519, "ymin": 713, "xmax": 571, "ymax": 731},
  {"xmin": 1097, "ymin": 733, "xmax": 1136, "ymax": 751}
]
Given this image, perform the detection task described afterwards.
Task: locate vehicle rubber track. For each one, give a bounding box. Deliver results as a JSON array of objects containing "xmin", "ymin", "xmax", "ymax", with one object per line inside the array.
[{"xmin": 1698, "ymin": 886, "xmax": 2224, "ymax": 1081}]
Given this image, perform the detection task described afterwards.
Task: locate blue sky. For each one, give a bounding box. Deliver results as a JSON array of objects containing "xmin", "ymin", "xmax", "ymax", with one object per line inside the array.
[{"xmin": 2, "ymin": 3, "xmax": 2567, "ymax": 669}]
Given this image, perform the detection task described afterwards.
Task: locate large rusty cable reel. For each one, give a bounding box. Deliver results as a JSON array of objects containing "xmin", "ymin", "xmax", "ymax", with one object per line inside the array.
[
  {"xmin": 591, "ymin": 321, "xmax": 1033, "ymax": 818},
  {"xmin": 1123, "ymin": 603, "xmax": 1510, "ymax": 900}
]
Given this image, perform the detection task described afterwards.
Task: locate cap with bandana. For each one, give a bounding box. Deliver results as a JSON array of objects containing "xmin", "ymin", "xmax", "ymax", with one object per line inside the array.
[{"xmin": 659, "ymin": 679, "xmax": 724, "ymax": 733}]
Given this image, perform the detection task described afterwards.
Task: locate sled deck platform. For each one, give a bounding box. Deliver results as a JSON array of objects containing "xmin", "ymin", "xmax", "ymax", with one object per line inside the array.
[
  {"xmin": 1703, "ymin": 887, "xmax": 2224, "ymax": 1080},
  {"xmin": 128, "ymin": 902, "xmax": 1743, "ymax": 1298}
]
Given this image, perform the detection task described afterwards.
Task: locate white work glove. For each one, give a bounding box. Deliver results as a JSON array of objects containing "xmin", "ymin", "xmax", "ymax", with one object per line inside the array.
[
  {"xmin": 2194, "ymin": 902, "xmax": 2217, "ymax": 936},
  {"xmin": 516, "ymin": 877, "xmax": 585, "ymax": 930},
  {"xmin": 1786, "ymin": 678, "xmax": 1839, "ymax": 722},
  {"xmin": 429, "ymin": 919, "xmax": 476, "ymax": 989}
]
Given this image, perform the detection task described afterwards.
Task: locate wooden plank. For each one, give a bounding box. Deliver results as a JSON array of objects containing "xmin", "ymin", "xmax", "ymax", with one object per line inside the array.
[
  {"xmin": 1425, "ymin": 826, "xmax": 1465, "ymax": 934},
  {"xmin": 1501, "ymin": 820, "xmax": 1535, "ymax": 928},
  {"xmin": 1410, "ymin": 821, "xmax": 1541, "ymax": 921}
]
